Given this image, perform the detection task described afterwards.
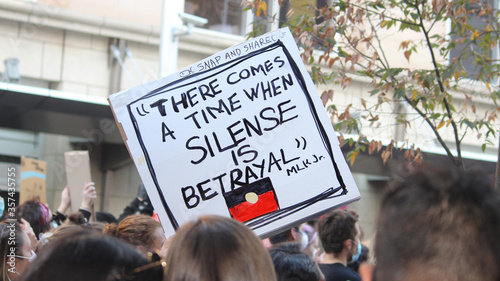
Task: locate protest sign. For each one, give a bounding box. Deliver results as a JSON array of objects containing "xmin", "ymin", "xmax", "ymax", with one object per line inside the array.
[
  {"xmin": 109, "ymin": 28, "xmax": 360, "ymax": 237},
  {"xmin": 20, "ymin": 156, "xmax": 47, "ymax": 204},
  {"xmin": 64, "ymin": 151, "xmax": 92, "ymax": 213}
]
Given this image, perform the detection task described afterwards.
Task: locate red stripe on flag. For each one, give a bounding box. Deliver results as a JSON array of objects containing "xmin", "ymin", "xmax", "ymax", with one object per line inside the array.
[{"xmin": 229, "ymin": 191, "xmax": 279, "ymax": 223}]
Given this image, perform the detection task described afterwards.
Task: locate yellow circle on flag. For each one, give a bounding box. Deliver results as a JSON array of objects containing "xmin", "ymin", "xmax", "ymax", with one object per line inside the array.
[{"xmin": 245, "ymin": 192, "xmax": 259, "ymax": 204}]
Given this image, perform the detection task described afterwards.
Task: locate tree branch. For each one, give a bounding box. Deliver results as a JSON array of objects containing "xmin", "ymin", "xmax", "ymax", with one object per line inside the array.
[
  {"xmin": 428, "ymin": 4, "xmax": 447, "ymax": 32},
  {"xmin": 348, "ymin": 2, "xmax": 419, "ymax": 27},
  {"xmin": 415, "ymin": 3, "xmax": 464, "ymax": 168},
  {"xmin": 364, "ymin": 2, "xmax": 391, "ymax": 69},
  {"xmin": 403, "ymin": 96, "xmax": 461, "ymax": 166}
]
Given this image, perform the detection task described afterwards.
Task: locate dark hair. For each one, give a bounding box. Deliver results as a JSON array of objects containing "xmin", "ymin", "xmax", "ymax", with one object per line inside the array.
[
  {"xmin": 165, "ymin": 215, "xmax": 276, "ymax": 281},
  {"xmin": 103, "ymin": 214, "xmax": 161, "ymax": 249},
  {"xmin": 39, "ymin": 222, "xmax": 105, "ymax": 248},
  {"xmin": 66, "ymin": 212, "xmax": 87, "ymax": 225},
  {"xmin": 269, "ymin": 229, "xmax": 294, "ymax": 245},
  {"xmin": 374, "ymin": 164, "xmax": 500, "ymax": 281},
  {"xmin": 21, "ymin": 230, "xmax": 162, "ymax": 281},
  {"xmin": 15, "ymin": 199, "xmax": 51, "ymax": 238},
  {"xmin": 269, "ymin": 242, "xmax": 322, "ymax": 281},
  {"xmin": 96, "ymin": 212, "xmax": 118, "ymax": 224},
  {"xmin": 88, "ymin": 222, "xmax": 105, "ymax": 232},
  {"xmin": 0, "ymin": 220, "xmax": 25, "ymax": 280},
  {"xmin": 317, "ymin": 209, "xmax": 358, "ymax": 254}
]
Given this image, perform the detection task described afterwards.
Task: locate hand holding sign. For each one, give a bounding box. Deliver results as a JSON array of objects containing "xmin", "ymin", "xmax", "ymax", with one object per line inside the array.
[
  {"xmin": 80, "ymin": 182, "xmax": 96, "ymax": 212},
  {"xmin": 56, "ymin": 186, "xmax": 71, "ymax": 214},
  {"xmin": 64, "ymin": 151, "xmax": 92, "ymax": 213}
]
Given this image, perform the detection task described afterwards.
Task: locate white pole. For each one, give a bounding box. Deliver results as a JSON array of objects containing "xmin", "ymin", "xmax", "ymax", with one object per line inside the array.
[{"xmin": 159, "ymin": 0, "xmax": 185, "ymax": 78}]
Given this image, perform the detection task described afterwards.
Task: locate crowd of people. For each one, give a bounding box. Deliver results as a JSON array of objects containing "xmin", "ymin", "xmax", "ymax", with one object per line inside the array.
[{"xmin": 0, "ymin": 164, "xmax": 499, "ymax": 281}]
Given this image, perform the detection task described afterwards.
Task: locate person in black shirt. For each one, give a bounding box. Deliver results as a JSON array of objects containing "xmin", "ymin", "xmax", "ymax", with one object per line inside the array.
[
  {"xmin": 317, "ymin": 209, "xmax": 361, "ymax": 281},
  {"xmin": 269, "ymin": 242, "xmax": 324, "ymax": 281}
]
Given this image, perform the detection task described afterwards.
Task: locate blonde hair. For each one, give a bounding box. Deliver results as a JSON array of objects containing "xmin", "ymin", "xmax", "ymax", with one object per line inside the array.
[{"xmin": 165, "ymin": 215, "xmax": 276, "ymax": 281}]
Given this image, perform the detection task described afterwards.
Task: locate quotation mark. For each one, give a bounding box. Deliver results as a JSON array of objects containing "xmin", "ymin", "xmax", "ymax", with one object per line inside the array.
[
  {"xmin": 136, "ymin": 104, "xmax": 150, "ymax": 116},
  {"xmin": 295, "ymin": 136, "xmax": 307, "ymax": 150}
]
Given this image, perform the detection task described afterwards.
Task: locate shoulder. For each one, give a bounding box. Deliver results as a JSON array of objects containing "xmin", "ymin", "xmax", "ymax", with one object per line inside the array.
[{"xmin": 319, "ymin": 263, "xmax": 361, "ymax": 281}]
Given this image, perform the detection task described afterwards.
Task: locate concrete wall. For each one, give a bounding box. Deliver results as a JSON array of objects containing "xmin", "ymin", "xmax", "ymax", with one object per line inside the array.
[
  {"xmin": 102, "ymin": 162, "xmax": 141, "ymax": 218},
  {"xmin": 38, "ymin": 0, "xmax": 163, "ymax": 26},
  {"xmin": 0, "ymin": 18, "xmax": 63, "ymax": 84},
  {"xmin": 349, "ymin": 173, "xmax": 386, "ymax": 243}
]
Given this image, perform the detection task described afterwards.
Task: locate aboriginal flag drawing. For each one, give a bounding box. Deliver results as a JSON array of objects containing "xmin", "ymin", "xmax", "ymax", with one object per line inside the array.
[{"xmin": 223, "ymin": 177, "xmax": 279, "ymax": 223}]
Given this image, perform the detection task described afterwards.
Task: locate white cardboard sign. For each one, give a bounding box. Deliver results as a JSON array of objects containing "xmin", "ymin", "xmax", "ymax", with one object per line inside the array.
[{"xmin": 109, "ymin": 28, "xmax": 360, "ymax": 237}]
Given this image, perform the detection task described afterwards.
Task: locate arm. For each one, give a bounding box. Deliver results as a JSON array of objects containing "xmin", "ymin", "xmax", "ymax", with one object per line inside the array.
[
  {"xmin": 20, "ymin": 218, "xmax": 38, "ymax": 251},
  {"xmin": 56, "ymin": 186, "xmax": 71, "ymax": 215},
  {"xmin": 79, "ymin": 182, "xmax": 96, "ymax": 221},
  {"xmin": 53, "ymin": 186, "xmax": 71, "ymax": 225}
]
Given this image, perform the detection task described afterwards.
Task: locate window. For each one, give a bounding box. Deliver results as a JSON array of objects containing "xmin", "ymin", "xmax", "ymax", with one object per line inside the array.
[
  {"xmin": 184, "ymin": 0, "xmax": 246, "ymax": 35},
  {"xmin": 279, "ymin": 0, "xmax": 328, "ymax": 27},
  {"xmin": 278, "ymin": 0, "xmax": 331, "ymax": 51},
  {"xmin": 449, "ymin": 0, "xmax": 498, "ymax": 79}
]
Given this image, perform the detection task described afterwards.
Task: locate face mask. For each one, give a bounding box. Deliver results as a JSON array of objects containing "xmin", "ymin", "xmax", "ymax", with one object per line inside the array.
[
  {"xmin": 299, "ymin": 230, "xmax": 309, "ymax": 251},
  {"xmin": 312, "ymin": 248, "xmax": 319, "ymax": 259},
  {"xmin": 0, "ymin": 197, "xmax": 4, "ymax": 215},
  {"xmin": 15, "ymin": 250, "xmax": 37, "ymax": 263},
  {"xmin": 351, "ymin": 240, "xmax": 362, "ymax": 263},
  {"xmin": 293, "ymin": 228, "xmax": 309, "ymax": 251}
]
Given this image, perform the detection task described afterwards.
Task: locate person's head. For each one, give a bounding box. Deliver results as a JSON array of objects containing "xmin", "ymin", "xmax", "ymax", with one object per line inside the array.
[
  {"xmin": 165, "ymin": 215, "xmax": 277, "ymax": 281},
  {"xmin": 65, "ymin": 212, "xmax": 87, "ymax": 225},
  {"xmin": 104, "ymin": 214, "xmax": 165, "ymax": 252},
  {"xmin": 96, "ymin": 212, "xmax": 118, "ymax": 224},
  {"xmin": 21, "ymin": 230, "xmax": 163, "ymax": 281},
  {"xmin": 269, "ymin": 229, "xmax": 295, "ymax": 245},
  {"xmin": 88, "ymin": 221, "xmax": 105, "ymax": 232},
  {"xmin": 38, "ymin": 222, "xmax": 104, "ymax": 248},
  {"xmin": 269, "ymin": 225, "xmax": 311, "ymax": 252},
  {"xmin": 269, "ymin": 242, "xmax": 324, "ymax": 281},
  {"xmin": 301, "ymin": 223, "xmax": 320, "ymax": 260},
  {"xmin": 317, "ymin": 209, "xmax": 360, "ymax": 260},
  {"xmin": 15, "ymin": 199, "xmax": 52, "ymax": 238},
  {"xmin": 0, "ymin": 219, "xmax": 35, "ymax": 280},
  {"xmin": 374, "ymin": 164, "xmax": 500, "ymax": 281}
]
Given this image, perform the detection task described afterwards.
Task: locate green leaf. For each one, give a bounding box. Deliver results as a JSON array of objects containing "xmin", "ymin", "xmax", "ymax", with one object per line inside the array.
[
  {"xmin": 409, "ymin": 24, "xmax": 421, "ymax": 32},
  {"xmin": 337, "ymin": 1, "xmax": 347, "ymax": 11},
  {"xmin": 395, "ymin": 88, "xmax": 405, "ymax": 98},
  {"xmin": 369, "ymin": 88, "xmax": 380, "ymax": 96},
  {"xmin": 463, "ymin": 119, "xmax": 475, "ymax": 129},
  {"xmin": 381, "ymin": 69, "xmax": 391, "ymax": 81},
  {"xmin": 338, "ymin": 50, "xmax": 349, "ymax": 58}
]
